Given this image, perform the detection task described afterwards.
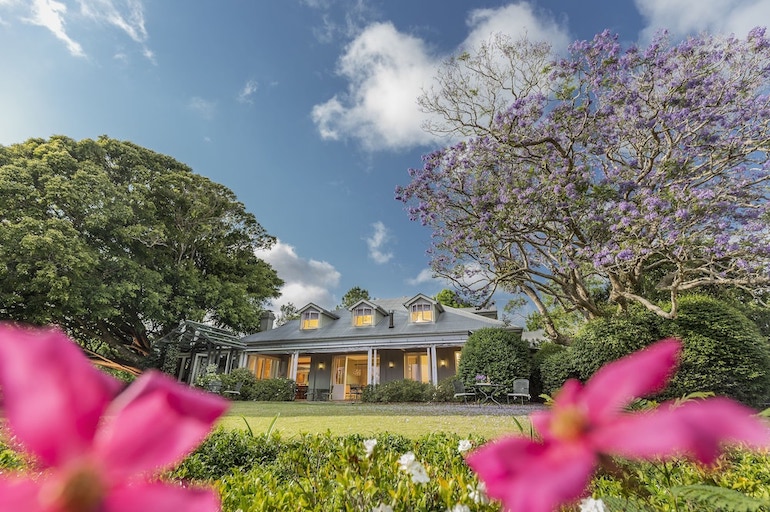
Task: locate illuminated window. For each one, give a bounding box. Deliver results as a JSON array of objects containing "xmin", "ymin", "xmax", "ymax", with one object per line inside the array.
[
  {"xmin": 353, "ymin": 307, "xmax": 373, "ymax": 326},
  {"xmin": 246, "ymin": 355, "xmax": 280, "ymax": 380},
  {"xmin": 405, "ymin": 353, "xmax": 430, "ymax": 383},
  {"xmin": 410, "ymin": 303, "xmax": 433, "ymax": 323},
  {"xmin": 302, "ymin": 310, "xmax": 319, "ymax": 329}
]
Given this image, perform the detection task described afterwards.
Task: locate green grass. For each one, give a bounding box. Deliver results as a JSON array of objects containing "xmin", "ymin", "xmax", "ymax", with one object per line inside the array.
[{"xmin": 219, "ymin": 401, "xmax": 534, "ymax": 439}]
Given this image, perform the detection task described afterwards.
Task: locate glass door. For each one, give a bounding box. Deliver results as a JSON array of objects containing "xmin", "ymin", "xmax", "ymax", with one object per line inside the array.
[{"xmin": 331, "ymin": 355, "xmax": 346, "ymax": 400}]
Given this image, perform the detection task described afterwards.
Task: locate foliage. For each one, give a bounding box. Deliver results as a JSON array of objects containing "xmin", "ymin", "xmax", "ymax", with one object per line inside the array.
[
  {"xmin": 434, "ymin": 375, "xmax": 461, "ymax": 402},
  {"xmin": 529, "ymin": 342, "xmax": 566, "ymax": 401},
  {"xmin": 434, "ymin": 288, "xmax": 472, "ymax": 308},
  {"xmin": 213, "ymin": 431, "xmax": 494, "ymax": 512},
  {"xmin": 194, "ymin": 364, "xmax": 222, "ymax": 389},
  {"xmin": 219, "ymin": 368, "xmax": 258, "ymax": 401},
  {"xmin": 362, "ymin": 379, "xmax": 435, "ymax": 403},
  {"xmin": 248, "ymin": 378, "xmax": 296, "ymax": 401},
  {"xmin": 538, "ymin": 347, "xmax": 578, "ymax": 396},
  {"xmin": 570, "ymin": 296, "xmax": 770, "ymax": 407},
  {"xmin": 169, "ymin": 427, "xmax": 281, "ymax": 481},
  {"xmin": 275, "ymin": 302, "xmax": 300, "ymax": 326},
  {"xmin": 339, "ymin": 286, "xmax": 371, "ymax": 309},
  {"xmin": 662, "ymin": 295, "xmax": 770, "ymax": 407},
  {"xmin": 0, "ymin": 135, "xmax": 282, "ymax": 369},
  {"xmin": 398, "ymin": 29, "xmax": 770, "ymax": 342},
  {"xmin": 457, "ymin": 328, "xmax": 531, "ymax": 391}
]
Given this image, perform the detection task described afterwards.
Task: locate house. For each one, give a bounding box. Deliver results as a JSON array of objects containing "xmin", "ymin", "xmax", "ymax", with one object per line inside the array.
[{"xmin": 239, "ymin": 294, "xmax": 521, "ymax": 400}]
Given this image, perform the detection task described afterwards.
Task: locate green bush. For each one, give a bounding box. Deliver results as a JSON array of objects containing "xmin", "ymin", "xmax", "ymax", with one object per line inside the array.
[
  {"xmin": 529, "ymin": 342, "xmax": 567, "ymax": 401},
  {"xmin": 571, "ymin": 310, "xmax": 662, "ymax": 381},
  {"xmin": 169, "ymin": 427, "xmax": 281, "ymax": 480},
  {"xmin": 434, "ymin": 375, "xmax": 460, "ymax": 402},
  {"xmin": 568, "ymin": 296, "xmax": 770, "ymax": 407},
  {"xmin": 249, "ymin": 377, "xmax": 296, "ymax": 401},
  {"xmin": 539, "ymin": 348, "xmax": 579, "ymax": 396},
  {"xmin": 457, "ymin": 328, "xmax": 531, "ymax": 391},
  {"xmin": 362, "ymin": 379, "xmax": 435, "ymax": 402},
  {"xmin": 662, "ymin": 296, "xmax": 770, "ymax": 407},
  {"xmin": 220, "ymin": 368, "xmax": 258, "ymax": 401}
]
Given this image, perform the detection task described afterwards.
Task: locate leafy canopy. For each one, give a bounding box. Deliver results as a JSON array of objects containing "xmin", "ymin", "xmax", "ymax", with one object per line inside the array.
[
  {"xmin": 0, "ymin": 136, "xmax": 282, "ymax": 367},
  {"xmin": 398, "ymin": 29, "xmax": 770, "ymax": 342}
]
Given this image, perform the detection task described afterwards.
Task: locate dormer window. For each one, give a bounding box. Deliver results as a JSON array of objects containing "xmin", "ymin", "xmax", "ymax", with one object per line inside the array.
[
  {"xmin": 302, "ymin": 310, "xmax": 319, "ymax": 330},
  {"xmin": 354, "ymin": 306, "xmax": 373, "ymax": 326},
  {"xmin": 411, "ymin": 303, "xmax": 433, "ymax": 323}
]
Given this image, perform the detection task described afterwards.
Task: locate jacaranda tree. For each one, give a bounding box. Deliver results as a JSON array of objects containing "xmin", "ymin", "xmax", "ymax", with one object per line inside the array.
[
  {"xmin": 397, "ymin": 29, "xmax": 770, "ymax": 343},
  {"xmin": 0, "ymin": 135, "xmax": 283, "ymax": 369}
]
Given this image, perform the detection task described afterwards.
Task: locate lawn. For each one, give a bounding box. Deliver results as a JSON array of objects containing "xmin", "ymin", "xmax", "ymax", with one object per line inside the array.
[{"xmin": 218, "ymin": 401, "xmax": 540, "ymax": 439}]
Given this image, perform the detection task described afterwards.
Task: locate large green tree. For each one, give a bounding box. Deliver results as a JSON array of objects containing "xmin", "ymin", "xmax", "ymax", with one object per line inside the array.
[
  {"xmin": 339, "ymin": 286, "xmax": 371, "ymax": 309},
  {"xmin": 0, "ymin": 135, "xmax": 282, "ymax": 369}
]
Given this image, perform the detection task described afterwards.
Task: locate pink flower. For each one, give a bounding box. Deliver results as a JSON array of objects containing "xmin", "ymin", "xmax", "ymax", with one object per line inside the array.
[
  {"xmin": 0, "ymin": 324, "xmax": 228, "ymax": 512},
  {"xmin": 466, "ymin": 339, "xmax": 770, "ymax": 512}
]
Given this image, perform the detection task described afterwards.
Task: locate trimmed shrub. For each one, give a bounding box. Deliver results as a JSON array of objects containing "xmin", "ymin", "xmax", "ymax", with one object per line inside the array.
[
  {"xmin": 568, "ymin": 296, "xmax": 770, "ymax": 407},
  {"xmin": 540, "ymin": 348, "xmax": 579, "ymax": 396},
  {"xmin": 434, "ymin": 375, "xmax": 460, "ymax": 402},
  {"xmin": 529, "ymin": 342, "xmax": 567, "ymax": 400},
  {"xmin": 457, "ymin": 328, "xmax": 531, "ymax": 390},
  {"xmin": 250, "ymin": 378, "xmax": 296, "ymax": 401},
  {"xmin": 220, "ymin": 368, "xmax": 258, "ymax": 401},
  {"xmin": 662, "ymin": 295, "xmax": 770, "ymax": 407},
  {"xmin": 571, "ymin": 310, "xmax": 663, "ymax": 381},
  {"xmin": 362, "ymin": 379, "xmax": 434, "ymax": 402}
]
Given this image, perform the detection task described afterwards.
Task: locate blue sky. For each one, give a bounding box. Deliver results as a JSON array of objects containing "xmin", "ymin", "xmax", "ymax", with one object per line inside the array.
[{"xmin": 1, "ymin": 0, "xmax": 767, "ymax": 319}]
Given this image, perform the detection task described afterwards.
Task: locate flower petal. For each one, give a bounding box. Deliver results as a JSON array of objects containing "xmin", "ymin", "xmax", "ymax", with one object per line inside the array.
[
  {"xmin": 95, "ymin": 371, "xmax": 227, "ymax": 478},
  {"xmin": 0, "ymin": 324, "xmax": 120, "ymax": 466},
  {"xmin": 597, "ymin": 398, "xmax": 770, "ymax": 463},
  {"xmin": 467, "ymin": 436, "xmax": 596, "ymax": 512},
  {"xmin": 582, "ymin": 339, "xmax": 680, "ymax": 423},
  {"xmin": 0, "ymin": 477, "xmax": 46, "ymax": 512},
  {"xmin": 104, "ymin": 481, "xmax": 220, "ymax": 512}
]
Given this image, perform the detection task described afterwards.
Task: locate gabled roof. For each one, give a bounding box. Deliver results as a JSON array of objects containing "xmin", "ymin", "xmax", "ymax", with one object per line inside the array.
[
  {"xmin": 403, "ymin": 293, "xmax": 444, "ymax": 313},
  {"xmin": 298, "ymin": 302, "xmax": 340, "ymax": 320},
  {"xmin": 241, "ymin": 296, "xmax": 520, "ymax": 349},
  {"xmin": 348, "ymin": 299, "xmax": 388, "ymax": 316}
]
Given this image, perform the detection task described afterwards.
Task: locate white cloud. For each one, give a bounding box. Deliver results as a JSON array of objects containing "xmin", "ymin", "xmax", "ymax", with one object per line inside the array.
[
  {"xmin": 255, "ymin": 240, "xmax": 341, "ymax": 310},
  {"xmin": 365, "ymin": 221, "xmax": 394, "ymax": 264},
  {"xmin": 311, "ymin": 3, "xmax": 570, "ymax": 152},
  {"xmin": 406, "ymin": 268, "xmax": 437, "ymax": 286},
  {"xmin": 461, "ymin": 3, "xmax": 570, "ymax": 54},
  {"xmin": 636, "ymin": 0, "xmax": 770, "ymax": 41},
  {"xmin": 237, "ymin": 79, "xmax": 259, "ymax": 104},
  {"xmin": 4, "ymin": 0, "xmax": 153, "ymax": 60},
  {"xmin": 188, "ymin": 96, "xmax": 216, "ymax": 120},
  {"xmin": 28, "ymin": 0, "xmax": 85, "ymax": 57}
]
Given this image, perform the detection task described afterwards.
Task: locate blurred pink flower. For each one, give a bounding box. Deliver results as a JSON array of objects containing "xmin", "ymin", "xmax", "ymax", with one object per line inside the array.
[
  {"xmin": 0, "ymin": 324, "xmax": 228, "ymax": 512},
  {"xmin": 466, "ymin": 338, "xmax": 770, "ymax": 512}
]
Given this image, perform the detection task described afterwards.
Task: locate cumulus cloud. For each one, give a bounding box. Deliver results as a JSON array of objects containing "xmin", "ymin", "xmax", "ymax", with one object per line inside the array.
[
  {"xmin": 5, "ymin": 0, "xmax": 153, "ymax": 60},
  {"xmin": 188, "ymin": 97, "xmax": 216, "ymax": 120},
  {"xmin": 237, "ymin": 79, "xmax": 258, "ymax": 104},
  {"xmin": 255, "ymin": 240, "xmax": 341, "ymax": 310},
  {"xmin": 311, "ymin": 3, "xmax": 570, "ymax": 152},
  {"xmin": 636, "ymin": 0, "xmax": 770, "ymax": 41},
  {"xmin": 365, "ymin": 221, "xmax": 394, "ymax": 264}
]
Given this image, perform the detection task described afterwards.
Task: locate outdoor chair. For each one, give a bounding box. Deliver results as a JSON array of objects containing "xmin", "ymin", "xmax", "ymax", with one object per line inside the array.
[
  {"xmin": 453, "ymin": 380, "xmax": 477, "ymax": 403},
  {"xmin": 506, "ymin": 378, "xmax": 531, "ymax": 405},
  {"xmin": 222, "ymin": 381, "xmax": 243, "ymax": 398}
]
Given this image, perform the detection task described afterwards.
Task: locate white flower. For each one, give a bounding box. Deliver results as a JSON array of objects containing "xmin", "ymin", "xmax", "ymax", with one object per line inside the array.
[
  {"xmin": 457, "ymin": 439, "xmax": 472, "ymax": 453},
  {"xmin": 363, "ymin": 438, "xmax": 377, "ymax": 457},
  {"xmin": 447, "ymin": 505, "xmax": 470, "ymax": 512},
  {"xmin": 398, "ymin": 451, "xmax": 430, "ymax": 484},
  {"xmin": 468, "ymin": 482, "xmax": 489, "ymax": 505},
  {"xmin": 580, "ymin": 498, "xmax": 607, "ymax": 512},
  {"xmin": 371, "ymin": 504, "xmax": 393, "ymax": 512},
  {"xmin": 398, "ymin": 451, "xmax": 416, "ymax": 470}
]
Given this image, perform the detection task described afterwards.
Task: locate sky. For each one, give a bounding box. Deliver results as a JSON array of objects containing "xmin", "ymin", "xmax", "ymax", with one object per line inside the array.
[{"xmin": 0, "ymin": 0, "xmax": 768, "ymax": 319}]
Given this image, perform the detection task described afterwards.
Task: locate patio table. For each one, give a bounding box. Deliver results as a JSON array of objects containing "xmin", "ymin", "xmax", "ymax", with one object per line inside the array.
[{"xmin": 474, "ymin": 383, "xmax": 504, "ymax": 406}]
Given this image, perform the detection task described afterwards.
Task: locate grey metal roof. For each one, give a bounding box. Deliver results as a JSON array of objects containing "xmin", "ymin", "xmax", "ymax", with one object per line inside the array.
[{"xmin": 241, "ymin": 296, "xmax": 521, "ymax": 351}]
